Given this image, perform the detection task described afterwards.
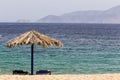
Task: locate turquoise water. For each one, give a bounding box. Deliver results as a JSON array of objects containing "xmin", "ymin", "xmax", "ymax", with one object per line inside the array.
[{"xmin": 0, "ymin": 23, "xmax": 120, "ymax": 74}]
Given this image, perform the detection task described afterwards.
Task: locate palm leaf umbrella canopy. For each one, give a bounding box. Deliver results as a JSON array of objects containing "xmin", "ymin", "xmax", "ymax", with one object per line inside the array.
[{"xmin": 6, "ymin": 30, "xmax": 63, "ymax": 75}]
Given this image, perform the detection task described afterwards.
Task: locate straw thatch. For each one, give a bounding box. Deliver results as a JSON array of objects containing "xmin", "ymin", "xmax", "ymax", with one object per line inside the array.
[{"xmin": 6, "ymin": 30, "xmax": 63, "ymax": 48}]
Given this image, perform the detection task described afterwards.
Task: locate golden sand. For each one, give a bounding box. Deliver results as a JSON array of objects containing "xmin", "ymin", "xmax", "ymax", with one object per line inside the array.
[{"xmin": 0, "ymin": 74, "xmax": 120, "ymax": 80}]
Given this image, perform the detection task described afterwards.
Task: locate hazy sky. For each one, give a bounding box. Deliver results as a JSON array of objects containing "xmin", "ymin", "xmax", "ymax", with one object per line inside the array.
[{"xmin": 0, "ymin": 0, "xmax": 120, "ymax": 22}]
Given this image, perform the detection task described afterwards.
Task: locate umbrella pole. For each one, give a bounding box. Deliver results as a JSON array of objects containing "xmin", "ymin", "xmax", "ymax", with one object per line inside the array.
[{"xmin": 31, "ymin": 44, "xmax": 34, "ymax": 75}]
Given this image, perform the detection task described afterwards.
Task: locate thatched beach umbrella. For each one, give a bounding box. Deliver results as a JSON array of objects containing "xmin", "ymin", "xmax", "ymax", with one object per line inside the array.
[{"xmin": 6, "ymin": 30, "xmax": 63, "ymax": 75}]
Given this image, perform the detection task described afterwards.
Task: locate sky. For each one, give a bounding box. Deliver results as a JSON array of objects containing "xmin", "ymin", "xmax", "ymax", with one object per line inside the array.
[{"xmin": 0, "ymin": 0, "xmax": 120, "ymax": 22}]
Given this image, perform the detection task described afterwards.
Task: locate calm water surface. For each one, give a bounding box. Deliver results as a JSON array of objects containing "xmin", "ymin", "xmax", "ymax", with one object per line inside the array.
[{"xmin": 0, "ymin": 23, "xmax": 120, "ymax": 74}]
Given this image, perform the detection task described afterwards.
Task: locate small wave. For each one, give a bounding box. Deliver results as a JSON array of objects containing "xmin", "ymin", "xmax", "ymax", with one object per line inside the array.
[{"xmin": 0, "ymin": 35, "xmax": 2, "ymax": 38}]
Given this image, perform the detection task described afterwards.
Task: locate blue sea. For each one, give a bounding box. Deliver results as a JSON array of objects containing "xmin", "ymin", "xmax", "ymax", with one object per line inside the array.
[{"xmin": 0, "ymin": 23, "xmax": 120, "ymax": 74}]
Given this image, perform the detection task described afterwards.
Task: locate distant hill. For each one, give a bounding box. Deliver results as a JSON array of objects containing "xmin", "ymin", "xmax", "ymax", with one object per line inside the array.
[
  {"xmin": 16, "ymin": 19, "xmax": 31, "ymax": 23},
  {"xmin": 38, "ymin": 5, "xmax": 120, "ymax": 23}
]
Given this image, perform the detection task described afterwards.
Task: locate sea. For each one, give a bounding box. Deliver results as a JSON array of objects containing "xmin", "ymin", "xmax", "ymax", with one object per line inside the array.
[{"xmin": 0, "ymin": 23, "xmax": 120, "ymax": 74}]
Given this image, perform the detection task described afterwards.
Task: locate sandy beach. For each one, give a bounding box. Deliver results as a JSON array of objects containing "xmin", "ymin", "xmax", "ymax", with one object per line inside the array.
[{"xmin": 0, "ymin": 74, "xmax": 120, "ymax": 80}]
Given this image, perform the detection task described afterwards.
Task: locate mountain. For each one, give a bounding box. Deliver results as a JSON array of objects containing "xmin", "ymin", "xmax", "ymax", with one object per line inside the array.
[
  {"xmin": 16, "ymin": 19, "xmax": 31, "ymax": 23},
  {"xmin": 38, "ymin": 5, "xmax": 120, "ymax": 23}
]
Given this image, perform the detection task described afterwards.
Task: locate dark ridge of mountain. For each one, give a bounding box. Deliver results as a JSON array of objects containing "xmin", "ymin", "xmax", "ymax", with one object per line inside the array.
[{"xmin": 38, "ymin": 5, "xmax": 120, "ymax": 23}]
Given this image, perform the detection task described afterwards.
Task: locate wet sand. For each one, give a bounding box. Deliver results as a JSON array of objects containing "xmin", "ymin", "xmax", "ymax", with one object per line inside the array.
[{"xmin": 0, "ymin": 74, "xmax": 120, "ymax": 80}]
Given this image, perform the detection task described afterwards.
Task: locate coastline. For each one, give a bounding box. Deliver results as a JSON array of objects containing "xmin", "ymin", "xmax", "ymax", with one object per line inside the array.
[{"xmin": 0, "ymin": 73, "xmax": 120, "ymax": 80}]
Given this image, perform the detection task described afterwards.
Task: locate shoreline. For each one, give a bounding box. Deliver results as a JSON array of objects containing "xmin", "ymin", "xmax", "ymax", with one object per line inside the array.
[{"xmin": 0, "ymin": 73, "xmax": 120, "ymax": 80}]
